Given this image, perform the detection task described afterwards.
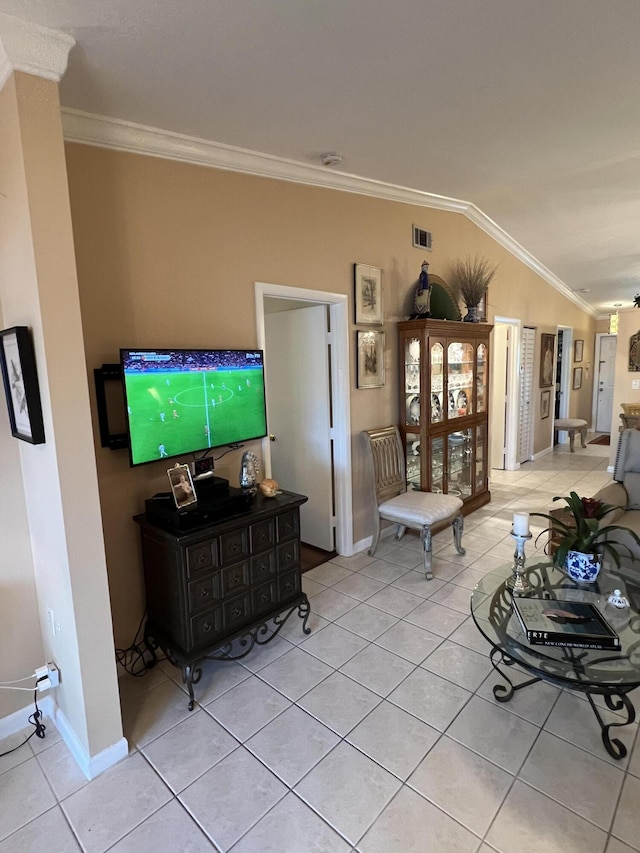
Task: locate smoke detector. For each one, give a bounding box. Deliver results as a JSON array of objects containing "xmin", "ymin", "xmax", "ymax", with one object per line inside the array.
[{"xmin": 320, "ymin": 152, "xmax": 343, "ymax": 167}]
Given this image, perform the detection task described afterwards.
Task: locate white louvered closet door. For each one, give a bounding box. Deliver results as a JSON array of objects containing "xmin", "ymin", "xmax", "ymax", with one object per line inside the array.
[{"xmin": 519, "ymin": 327, "xmax": 535, "ymax": 463}]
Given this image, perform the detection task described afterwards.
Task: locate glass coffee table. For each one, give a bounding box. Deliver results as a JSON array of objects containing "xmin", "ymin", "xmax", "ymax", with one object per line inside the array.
[{"xmin": 471, "ymin": 559, "xmax": 640, "ymax": 759}]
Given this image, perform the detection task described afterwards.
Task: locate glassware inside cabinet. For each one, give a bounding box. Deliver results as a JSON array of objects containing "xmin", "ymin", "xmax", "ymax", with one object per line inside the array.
[
  {"xmin": 447, "ymin": 429, "xmax": 473, "ymax": 497},
  {"xmin": 476, "ymin": 343, "xmax": 487, "ymax": 413},
  {"xmin": 405, "ymin": 337, "xmax": 421, "ymax": 427},
  {"xmin": 447, "ymin": 341, "xmax": 474, "ymax": 420},
  {"xmin": 430, "ymin": 436, "xmax": 444, "ymax": 493},
  {"xmin": 430, "ymin": 342, "xmax": 444, "ymax": 424},
  {"xmin": 475, "ymin": 423, "xmax": 486, "ymax": 492},
  {"xmin": 405, "ymin": 434, "xmax": 421, "ymax": 490}
]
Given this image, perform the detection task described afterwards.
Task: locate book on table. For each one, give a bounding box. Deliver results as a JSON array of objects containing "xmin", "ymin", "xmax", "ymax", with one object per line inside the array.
[{"xmin": 511, "ymin": 598, "xmax": 620, "ymax": 650}]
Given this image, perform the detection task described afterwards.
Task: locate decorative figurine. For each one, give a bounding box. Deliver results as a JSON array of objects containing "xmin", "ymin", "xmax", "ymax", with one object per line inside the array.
[{"xmin": 410, "ymin": 261, "xmax": 432, "ymax": 319}]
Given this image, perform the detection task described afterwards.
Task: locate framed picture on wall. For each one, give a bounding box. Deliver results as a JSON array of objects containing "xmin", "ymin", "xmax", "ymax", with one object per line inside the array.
[
  {"xmin": 357, "ymin": 330, "xmax": 385, "ymax": 388},
  {"xmin": 573, "ymin": 366, "xmax": 583, "ymax": 390},
  {"xmin": 574, "ymin": 339, "xmax": 584, "ymax": 363},
  {"xmin": 540, "ymin": 333, "xmax": 555, "ymax": 388},
  {"xmin": 0, "ymin": 325, "xmax": 45, "ymax": 444},
  {"xmin": 354, "ymin": 263, "xmax": 383, "ymax": 325},
  {"xmin": 540, "ymin": 389, "xmax": 551, "ymax": 420}
]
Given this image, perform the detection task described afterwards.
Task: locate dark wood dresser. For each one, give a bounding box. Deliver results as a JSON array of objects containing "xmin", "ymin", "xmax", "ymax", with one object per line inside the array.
[{"xmin": 135, "ymin": 490, "xmax": 310, "ymax": 708}]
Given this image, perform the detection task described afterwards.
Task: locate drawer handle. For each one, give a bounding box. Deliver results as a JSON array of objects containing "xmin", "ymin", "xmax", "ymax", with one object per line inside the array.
[
  {"xmin": 232, "ymin": 574, "xmax": 240, "ymax": 584},
  {"xmin": 230, "ymin": 544, "xmax": 240, "ymax": 554},
  {"xmin": 199, "ymin": 588, "xmax": 209, "ymax": 599},
  {"xmin": 284, "ymin": 551, "xmax": 292, "ymax": 561},
  {"xmin": 199, "ymin": 554, "xmax": 207, "ymax": 564},
  {"xmin": 284, "ymin": 582, "xmax": 293, "ymax": 591},
  {"xmin": 282, "ymin": 523, "xmax": 292, "ymax": 533},
  {"xmin": 202, "ymin": 622, "xmax": 212, "ymax": 633},
  {"xmin": 259, "ymin": 593, "xmax": 269, "ymax": 603},
  {"xmin": 232, "ymin": 607, "xmax": 242, "ymax": 618}
]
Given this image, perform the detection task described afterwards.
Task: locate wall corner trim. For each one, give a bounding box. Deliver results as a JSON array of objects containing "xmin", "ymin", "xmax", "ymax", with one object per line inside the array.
[{"xmin": 51, "ymin": 701, "xmax": 128, "ymax": 780}]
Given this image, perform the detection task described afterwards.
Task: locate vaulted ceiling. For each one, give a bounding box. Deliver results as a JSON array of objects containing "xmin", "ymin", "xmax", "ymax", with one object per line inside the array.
[{"xmin": 2, "ymin": 0, "xmax": 640, "ymax": 317}]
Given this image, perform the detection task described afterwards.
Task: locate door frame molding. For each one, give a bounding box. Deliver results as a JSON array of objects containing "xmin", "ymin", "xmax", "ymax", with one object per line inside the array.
[
  {"xmin": 255, "ymin": 282, "xmax": 354, "ymax": 555},
  {"xmin": 592, "ymin": 332, "xmax": 615, "ymax": 432},
  {"xmin": 493, "ymin": 316, "xmax": 522, "ymax": 471}
]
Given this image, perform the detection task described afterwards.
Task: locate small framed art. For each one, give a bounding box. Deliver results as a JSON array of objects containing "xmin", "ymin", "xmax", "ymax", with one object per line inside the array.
[
  {"xmin": 0, "ymin": 325, "xmax": 45, "ymax": 444},
  {"xmin": 540, "ymin": 333, "xmax": 555, "ymax": 388},
  {"xmin": 354, "ymin": 263, "xmax": 383, "ymax": 325},
  {"xmin": 573, "ymin": 366, "xmax": 583, "ymax": 390},
  {"xmin": 540, "ymin": 389, "xmax": 551, "ymax": 420},
  {"xmin": 574, "ymin": 339, "xmax": 584, "ymax": 363},
  {"xmin": 168, "ymin": 463, "xmax": 197, "ymax": 509},
  {"xmin": 357, "ymin": 330, "xmax": 385, "ymax": 389}
]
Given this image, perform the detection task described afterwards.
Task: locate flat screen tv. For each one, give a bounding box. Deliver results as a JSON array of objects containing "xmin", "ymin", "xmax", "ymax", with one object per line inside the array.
[{"xmin": 120, "ymin": 348, "xmax": 268, "ymax": 466}]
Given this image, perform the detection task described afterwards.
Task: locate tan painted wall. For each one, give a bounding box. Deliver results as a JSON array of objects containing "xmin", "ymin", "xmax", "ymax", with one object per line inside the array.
[
  {"xmin": 0, "ymin": 74, "xmax": 122, "ymax": 758},
  {"xmin": 64, "ymin": 143, "xmax": 595, "ymax": 645},
  {"xmin": 610, "ymin": 307, "xmax": 640, "ymax": 466}
]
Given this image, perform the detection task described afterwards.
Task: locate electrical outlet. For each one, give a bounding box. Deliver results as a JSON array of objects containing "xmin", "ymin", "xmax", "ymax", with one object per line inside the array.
[
  {"xmin": 47, "ymin": 607, "xmax": 55, "ymax": 638},
  {"xmin": 35, "ymin": 662, "xmax": 59, "ymax": 692},
  {"xmin": 46, "ymin": 662, "xmax": 59, "ymax": 688}
]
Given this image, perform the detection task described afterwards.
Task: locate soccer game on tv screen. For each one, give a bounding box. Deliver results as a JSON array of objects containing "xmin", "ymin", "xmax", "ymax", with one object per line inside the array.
[{"xmin": 120, "ymin": 349, "xmax": 267, "ymax": 466}]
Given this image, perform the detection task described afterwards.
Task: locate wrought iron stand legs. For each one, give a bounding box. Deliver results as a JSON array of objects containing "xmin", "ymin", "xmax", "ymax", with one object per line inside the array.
[
  {"xmin": 489, "ymin": 648, "xmax": 636, "ymax": 759},
  {"xmin": 146, "ymin": 596, "xmax": 310, "ymax": 711}
]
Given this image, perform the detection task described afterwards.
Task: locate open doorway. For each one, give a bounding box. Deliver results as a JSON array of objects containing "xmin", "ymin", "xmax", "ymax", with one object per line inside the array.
[
  {"xmin": 554, "ymin": 326, "xmax": 573, "ymax": 446},
  {"xmin": 255, "ymin": 282, "xmax": 354, "ymax": 557}
]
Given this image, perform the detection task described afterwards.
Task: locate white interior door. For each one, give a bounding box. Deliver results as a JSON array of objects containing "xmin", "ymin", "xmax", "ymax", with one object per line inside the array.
[
  {"xmin": 490, "ymin": 324, "xmax": 509, "ymax": 470},
  {"xmin": 596, "ymin": 334, "xmax": 617, "ymax": 432},
  {"xmin": 518, "ymin": 327, "xmax": 535, "ymax": 463},
  {"xmin": 264, "ymin": 304, "xmax": 334, "ymax": 551}
]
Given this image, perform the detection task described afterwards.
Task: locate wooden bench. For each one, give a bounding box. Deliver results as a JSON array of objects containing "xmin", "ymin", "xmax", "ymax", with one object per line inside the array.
[{"xmin": 554, "ymin": 418, "xmax": 588, "ymax": 452}]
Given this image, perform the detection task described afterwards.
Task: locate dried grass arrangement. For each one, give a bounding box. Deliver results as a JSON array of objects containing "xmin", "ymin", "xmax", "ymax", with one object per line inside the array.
[{"xmin": 450, "ymin": 256, "xmax": 497, "ymax": 307}]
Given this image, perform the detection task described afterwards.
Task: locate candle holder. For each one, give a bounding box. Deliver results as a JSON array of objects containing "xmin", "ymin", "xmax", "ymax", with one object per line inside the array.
[{"xmin": 506, "ymin": 530, "xmax": 533, "ymax": 596}]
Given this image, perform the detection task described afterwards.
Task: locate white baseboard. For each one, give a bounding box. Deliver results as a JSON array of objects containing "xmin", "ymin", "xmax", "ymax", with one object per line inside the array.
[
  {"xmin": 50, "ymin": 702, "xmax": 128, "ymax": 780},
  {"xmin": 0, "ymin": 695, "xmax": 128, "ymax": 780},
  {"xmin": 532, "ymin": 445, "xmax": 554, "ymax": 461}
]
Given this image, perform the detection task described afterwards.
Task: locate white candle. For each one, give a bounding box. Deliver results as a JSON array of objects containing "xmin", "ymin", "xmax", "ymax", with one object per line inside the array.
[{"xmin": 513, "ymin": 512, "xmax": 530, "ymax": 536}]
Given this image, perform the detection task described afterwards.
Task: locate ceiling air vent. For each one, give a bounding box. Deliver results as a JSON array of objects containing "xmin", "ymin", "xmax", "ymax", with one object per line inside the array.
[{"xmin": 413, "ymin": 226, "xmax": 432, "ymax": 251}]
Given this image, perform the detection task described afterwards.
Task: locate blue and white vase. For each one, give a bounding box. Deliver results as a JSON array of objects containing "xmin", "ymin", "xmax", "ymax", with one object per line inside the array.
[{"xmin": 565, "ymin": 550, "xmax": 601, "ymax": 583}]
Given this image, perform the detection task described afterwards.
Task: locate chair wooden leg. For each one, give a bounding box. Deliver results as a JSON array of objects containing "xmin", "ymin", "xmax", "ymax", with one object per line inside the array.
[
  {"xmin": 368, "ymin": 513, "xmax": 382, "ymax": 556},
  {"xmin": 452, "ymin": 513, "xmax": 465, "ymax": 555},
  {"xmin": 421, "ymin": 524, "xmax": 433, "ymax": 580},
  {"xmin": 580, "ymin": 427, "xmax": 587, "ymax": 448}
]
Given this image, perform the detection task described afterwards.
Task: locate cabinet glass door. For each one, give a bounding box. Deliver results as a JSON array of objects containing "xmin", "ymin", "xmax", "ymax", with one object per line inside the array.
[
  {"xmin": 405, "ymin": 433, "xmax": 421, "ymax": 490},
  {"xmin": 430, "ymin": 436, "xmax": 444, "ymax": 493},
  {"xmin": 448, "ymin": 429, "xmax": 473, "ymax": 497},
  {"xmin": 405, "ymin": 337, "xmax": 421, "ymax": 428},
  {"xmin": 430, "ymin": 342, "xmax": 444, "ymax": 424},
  {"xmin": 475, "ymin": 423, "xmax": 487, "ymax": 492},
  {"xmin": 447, "ymin": 342, "xmax": 474, "ymax": 420},
  {"xmin": 476, "ymin": 343, "xmax": 488, "ymax": 413}
]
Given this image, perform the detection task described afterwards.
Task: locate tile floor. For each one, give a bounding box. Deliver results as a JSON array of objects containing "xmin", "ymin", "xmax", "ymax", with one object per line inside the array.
[{"xmin": 2, "ymin": 438, "xmax": 640, "ymax": 852}]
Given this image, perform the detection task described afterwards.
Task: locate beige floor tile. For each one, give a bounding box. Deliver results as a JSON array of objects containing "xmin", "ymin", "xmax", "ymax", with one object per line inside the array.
[
  {"xmin": 141, "ymin": 708, "xmax": 237, "ymax": 792},
  {"xmin": 404, "ymin": 599, "xmax": 467, "ymax": 637},
  {"xmin": 339, "ymin": 644, "xmax": 415, "ymax": 697},
  {"xmin": 309, "ymin": 587, "xmax": 360, "ymax": 621},
  {"xmin": 121, "ymin": 678, "xmax": 195, "ymax": 748},
  {"xmin": 611, "ymin": 773, "xmax": 640, "ymax": 850},
  {"xmin": 486, "ymin": 780, "xmax": 607, "ymax": 853},
  {"xmin": 295, "ymin": 741, "xmax": 401, "ymax": 845},
  {"xmin": 206, "ymin": 675, "xmax": 291, "ymax": 741},
  {"xmin": 297, "ymin": 671, "xmax": 381, "ymax": 736},
  {"xmin": 35, "ymin": 739, "xmax": 89, "ymax": 801},
  {"xmin": 108, "ymin": 799, "xmax": 212, "ymax": 851},
  {"xmin": 358, "ymin": 785, "xmax": 480, "ymax": 852},
  {"xmin": 61, "ymin": 752, "xmax": 172, "ymax": 853},
  {"xmin": 180, "ymin": 747, "xmax": 287, "ymax": 851},
  {"xmin": 388, "ymin": 667, "xmax": 471, "ymax": 731},
  {"xmin": 0, "ymin": 805, "xmax": 80, "ymax": 852},
  {"xmin": 299, "ymin": 622, "xmax": 369, "ymax": 668},
  {"xmin": 257, "ymin": 646, "xmax": 333, "ymax": 701},
  {"xmin": 230, "ymin": 792, "xmax": 350, "ymax": 852},
  {"xmin": 420, "ymin": 639, "xmax": 493, "ymax": 692},
  {"xmin": 374, "ymin": 619, "xmax": 444, "ymax": 664},
  {"xmin": 408, "ymin": 735, "xmax": 513, "ymax": 836},
  {"xmin": 335, "ymin": 602, "xmax": 398, "ymax": 641},
  {"xmin": 0, "ymin": 756, "xmax": 56, "ymax": 842}
]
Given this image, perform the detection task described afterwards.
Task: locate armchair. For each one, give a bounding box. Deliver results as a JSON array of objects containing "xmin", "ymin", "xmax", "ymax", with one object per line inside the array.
[{"xmin": 592, "ymin": 428, "xmax": 640, "ymax": 560}]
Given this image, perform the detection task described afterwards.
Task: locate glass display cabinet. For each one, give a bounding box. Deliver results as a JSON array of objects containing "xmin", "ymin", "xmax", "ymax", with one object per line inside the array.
[{"xmin": 398, "ymin": 318, "xmax": 493, "ymax": 513}]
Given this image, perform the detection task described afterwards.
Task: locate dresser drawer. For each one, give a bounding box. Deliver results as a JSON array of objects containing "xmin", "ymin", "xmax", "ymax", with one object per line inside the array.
[
  {"xmin": 223, "ymin": 593, "xmax": 252, "ymax": 632},
  {"xmin": 276, "ymin": 539, "xmax": 299, "ymax": 573},
  {"xmin": 276, "ymin": 510, "xmax": 299, "ymax": 543},
  {"xmin": 190, "ymin": 607, "xmax": 223, "ymax": 647},
  {"xmin": 278, "ymin": 569, "xmax": 300, "ymax": 603},
  {"xmin": 222, "ymin": 560, "xmax": 250, "ymax": 596},
  {"xmin": 250, "ymin": 550, "xmax": 276, "ymax": 584},
  {"xmin": 250, "ymin": 518, "xmax": 275, "ymax": 553},
  {"xmin": 252, "ymin": 580, "xmax": 278, "ymax": 616},
  {"xmin": 219, "ymin": 527, "xmax": 249, "ymax": 565},
  {"xmin": 185, "ymin": 540, "xmax": 217, "ymax": 577},
  {"xmin": 188, "ymin": 573, "xmax": 221, "ymax": 613}
]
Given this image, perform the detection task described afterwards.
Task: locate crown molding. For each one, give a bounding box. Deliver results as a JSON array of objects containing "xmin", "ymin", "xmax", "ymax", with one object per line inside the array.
[
  {"xmin": 62, "ymin": 108, "xmax": 596, "ymax": 318},
  {"xmin": 0, "ymin": 13, "xmax": 75, "ymax": 90}
]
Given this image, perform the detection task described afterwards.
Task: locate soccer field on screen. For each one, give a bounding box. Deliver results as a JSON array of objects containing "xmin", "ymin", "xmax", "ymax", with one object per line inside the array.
[{"xmin": 124, "ymin": 368, "xmax": 266, "ymax": 464}]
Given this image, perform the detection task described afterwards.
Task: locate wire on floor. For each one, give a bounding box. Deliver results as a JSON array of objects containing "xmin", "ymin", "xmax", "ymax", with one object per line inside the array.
[
  {"xmin": 0, "ymin": 690, "xmax": 46, "ymax": 758},
  {"xmin": 115, "ymin": 609, "xmax": 164, "ymax": 677}
]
